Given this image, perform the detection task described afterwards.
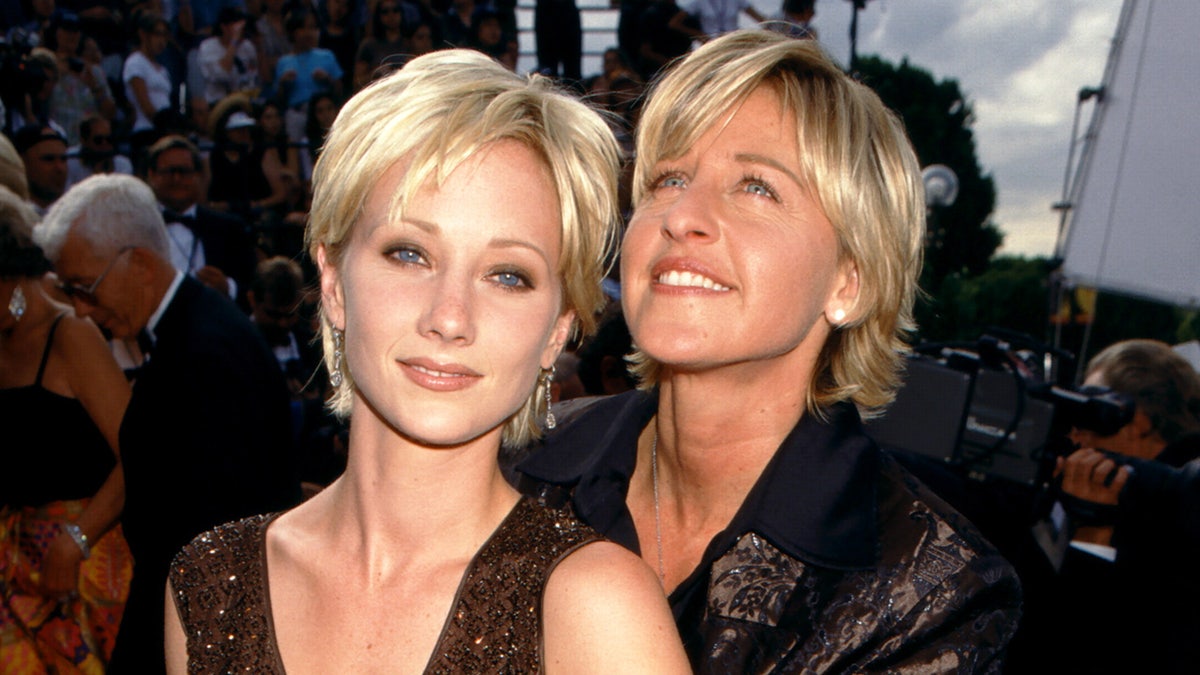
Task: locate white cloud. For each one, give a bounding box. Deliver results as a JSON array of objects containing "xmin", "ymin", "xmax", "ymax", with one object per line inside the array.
[{"xmin": 805, "ymin": 0, "xmax": 1124, "ymax": 256}]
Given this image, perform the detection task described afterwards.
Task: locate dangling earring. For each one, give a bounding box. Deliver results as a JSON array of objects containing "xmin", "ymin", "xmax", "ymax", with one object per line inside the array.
[
  {"xmin": 329, "ymin": 327, "xmax": 344, "ymax": 387},
  {"xmin": 544, "ymin": 365, "xmax": 556, "ymax": 430},
  {"xmin": 8, "ymin": 285, "xmax": 26, "ymax": 322}
]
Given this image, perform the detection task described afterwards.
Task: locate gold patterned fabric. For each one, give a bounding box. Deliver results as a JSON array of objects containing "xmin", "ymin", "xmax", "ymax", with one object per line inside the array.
[
  {"xmin": 169, "ymin": 493, "xmax": 601, "ymax": 673},
  {"xmin": 0, "ymin": 500, "xmax": 132, "ymax": 674}
]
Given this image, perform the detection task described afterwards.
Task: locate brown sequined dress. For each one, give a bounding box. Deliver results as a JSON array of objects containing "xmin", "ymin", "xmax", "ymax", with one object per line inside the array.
[{"xmin": 169, "ymin": 492, "xmax": 601, "ymax": 673}]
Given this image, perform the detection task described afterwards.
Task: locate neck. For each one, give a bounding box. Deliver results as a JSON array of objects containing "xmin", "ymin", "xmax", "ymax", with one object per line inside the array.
[
  {"xmin": 315, "ymin": 408, "xmax": 519, "ymax": 576},
  {"xmin": 653, "ymin": 358, "xmax": 809, "ymax": 499}
]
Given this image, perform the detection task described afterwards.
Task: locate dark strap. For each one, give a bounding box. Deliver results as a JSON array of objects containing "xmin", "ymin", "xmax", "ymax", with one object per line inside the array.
[{"xmin": 34, "ymin": 313, "xmax": 68, "ymax": 386}]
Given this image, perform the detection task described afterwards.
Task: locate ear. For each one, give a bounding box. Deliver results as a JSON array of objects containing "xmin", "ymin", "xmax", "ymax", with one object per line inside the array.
[
  {"xmin": 127, "ymin": 246, "xmax": 159, "ymax": 284},
  {"xmin": 540, "ymin": 309, "xmax": 576, "ymax": 370},
  {"xmin": 316, "ymin": 244, "xmax": 345, "ymax": 330},
  {"xmin": 824, "ymin": 259, "xmax": 860, "ymax": 325}
]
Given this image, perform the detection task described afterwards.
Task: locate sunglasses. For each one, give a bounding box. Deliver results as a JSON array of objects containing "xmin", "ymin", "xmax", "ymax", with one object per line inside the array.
[
  {"xmin": 56, "ymin": 246, "xmax": 133, "ymax": 305},
  {"xmin": 89, "ymin": 134, "xmax": 113, "ymax": 145}
]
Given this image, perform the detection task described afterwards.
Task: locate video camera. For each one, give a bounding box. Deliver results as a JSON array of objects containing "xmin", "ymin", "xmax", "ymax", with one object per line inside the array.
[{"xmin": 866, "ymin": 330, "xmax": 1134, "ymax": 487}]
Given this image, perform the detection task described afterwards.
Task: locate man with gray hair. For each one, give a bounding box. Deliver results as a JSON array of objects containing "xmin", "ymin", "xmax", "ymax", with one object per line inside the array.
[{"xmin": 35, "ymin": 174, "xmax": 300, "ymax": 674}]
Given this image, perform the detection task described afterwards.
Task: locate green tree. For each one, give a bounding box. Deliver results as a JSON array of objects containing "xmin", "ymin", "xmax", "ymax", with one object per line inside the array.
[{"xmin": 853, "ymin": 55, "xmax": 1003, "ymax": 341}]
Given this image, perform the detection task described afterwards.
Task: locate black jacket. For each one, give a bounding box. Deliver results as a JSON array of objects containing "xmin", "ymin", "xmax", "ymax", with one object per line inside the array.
[{"xmin": 518, "ymin": 391, "xmax": 1022, "ymax": 673}]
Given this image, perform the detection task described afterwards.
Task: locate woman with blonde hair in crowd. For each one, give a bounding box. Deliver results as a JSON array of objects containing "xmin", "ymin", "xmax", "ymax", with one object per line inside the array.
[
  {"xmin": 519, "ymin": 29, "xmax": 1022, "ymax": 672},
  {"xmin": 166, "ymin": 49, "xmax": 689, "ymax": 673},
  {"xmin": 0, "ymin": 185, "xmax": 132, "ymax": 671}
]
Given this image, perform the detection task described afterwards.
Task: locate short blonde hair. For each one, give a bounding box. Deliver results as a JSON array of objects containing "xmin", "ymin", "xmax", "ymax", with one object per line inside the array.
[
  {"xmin": 628, "ymin": 30, "xmax": 925, "ymax": 417},
  {"xmin": 306, "ymin": 49, "xmax": 621, "ymax": 447}
]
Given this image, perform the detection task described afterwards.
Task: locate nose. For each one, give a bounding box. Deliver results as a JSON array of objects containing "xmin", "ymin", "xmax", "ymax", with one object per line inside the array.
[
  {"xmin": 417, "ymin": 276, "xmax": 475, "ymax": 345},
  {"xmin": 660, "ymin": 187, "xmax": 719, "ymax": 244}
]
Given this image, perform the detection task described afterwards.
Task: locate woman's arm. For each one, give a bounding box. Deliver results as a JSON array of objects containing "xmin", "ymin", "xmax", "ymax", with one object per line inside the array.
[
  {"xmin": 165, "ymin": 580, "xmax": 188, "ymax": 674},
  {"xmin": 255, "ymin": 145, "xmax": 291, "ymax": 211},
  {"xmin": 128, "ymin": 74, "xmax": 157, "ymax": 119},
  {"xmin": 543, "ymin": 541, "xmax": 691, "ymax": 674},
  {"xmin": 39, "ymin": 315, "xmax": 131, "ymax": 597}
]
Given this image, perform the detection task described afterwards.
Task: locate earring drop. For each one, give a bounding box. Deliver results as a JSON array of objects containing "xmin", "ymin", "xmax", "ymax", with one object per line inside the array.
[
  {"xmin": 544, "ymin": 365, "xmax": 556, "ymax": 430},
  {"xmin": 8, "ymin": 286, "xmax": 26, "ymax": 322},
  {"xmin": 831, "ymin": 308, "xmax": 846, "ymax": 324},
  {"xmin": 329, "ymin": 327, "xmax": 345, "ymax": 387}
]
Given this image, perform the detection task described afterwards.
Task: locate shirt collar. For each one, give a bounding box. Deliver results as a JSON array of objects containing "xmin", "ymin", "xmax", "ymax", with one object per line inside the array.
[
  {"xmin": 144, "ymin": 269, "xmax": 185, "ymax": 345},
  {"xmin": 518, "ymin": 389, "xmax": 879, "ymax": 569}
]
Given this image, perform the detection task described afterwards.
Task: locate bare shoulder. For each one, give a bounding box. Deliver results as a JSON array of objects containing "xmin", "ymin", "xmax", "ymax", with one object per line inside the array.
[
  {"xmin": 543, "ymin": 541, "xmax": 691, "ymax": 674},
  {"xmin": 52, "ymin": 312, "xmax": 108, "ymax": 352}
]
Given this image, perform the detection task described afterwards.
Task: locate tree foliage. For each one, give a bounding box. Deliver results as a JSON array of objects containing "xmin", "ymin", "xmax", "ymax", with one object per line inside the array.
[{"xmin": 852, "ymin": 55, "xmax": 1003, "ymax": 341}]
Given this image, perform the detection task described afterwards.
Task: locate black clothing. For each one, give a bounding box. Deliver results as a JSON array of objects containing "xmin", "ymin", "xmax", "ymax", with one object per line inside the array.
[
  {"xmin": 535, "ymin": 0, "xmax": 582, "ymax": 82},
  {"xmin": 0, "ymin": 314, "xmax": 114, "ymax": 507},
  {"xmin": 107, "ymin": 277, "xmax": 300, "ymax": 675},
  {"xmin": 1054, "ymin": 433, "xmax": 1200, "ymax": 674},
  {"xmin": 518, "ymin": 390, "xmax": 1022, "ymax": 673}
]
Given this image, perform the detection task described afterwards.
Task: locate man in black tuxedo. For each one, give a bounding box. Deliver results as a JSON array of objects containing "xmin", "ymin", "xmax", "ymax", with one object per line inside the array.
[
  {"xmin": 36, "ymin": 174, "xmax": 300, "ymax": 674},
  {"xmin": 145, "ymin": 135, "xmax": 258, "ymax": 310}
]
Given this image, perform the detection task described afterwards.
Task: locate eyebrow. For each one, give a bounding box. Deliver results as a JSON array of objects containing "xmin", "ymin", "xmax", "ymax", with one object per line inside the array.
[
  {"xmin": 735, "ymin": 153, "xmax": 804, "ymax": 185},
  {"xmin": 399, "ymin": 218, "xmax": 552, "ymax": 264}
]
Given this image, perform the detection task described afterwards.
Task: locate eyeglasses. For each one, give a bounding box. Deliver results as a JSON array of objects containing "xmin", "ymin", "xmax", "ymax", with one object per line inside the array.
[
  {"xmin": 56, "ymin": 246, "xmax": 133, "ymax": 305},
  {"xmin": 89, "ymin": 134, "xmax": 113, "ymax": 145},
  {"xmin": 154, "ymin": 165, "xmax": 197, "ymax": 177}
]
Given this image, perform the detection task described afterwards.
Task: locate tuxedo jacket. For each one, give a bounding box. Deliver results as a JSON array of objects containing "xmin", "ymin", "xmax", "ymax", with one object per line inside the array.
[
  {"xmin": 109, "ymin": 277, "xmax": 300, "ymax": 674},
  {"xmin": 165, "ymin": 205, "xmax": 258, "ymax": 310}
]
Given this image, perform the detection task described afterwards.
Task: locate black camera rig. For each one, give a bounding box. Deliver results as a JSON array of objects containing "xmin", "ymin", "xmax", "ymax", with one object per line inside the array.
[{"xmin": 866, "ymin": 330, "xmax": 1134, "ymax": 487}]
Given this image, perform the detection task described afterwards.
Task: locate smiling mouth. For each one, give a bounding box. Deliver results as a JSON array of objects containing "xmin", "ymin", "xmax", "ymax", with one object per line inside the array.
[
  {"xmin": 656, "ymin": 270, "xmax": 731, "ymax": 291},
  {"xmin": 409, "ymin": 363, "xmax": 471, "ymax": 379}
]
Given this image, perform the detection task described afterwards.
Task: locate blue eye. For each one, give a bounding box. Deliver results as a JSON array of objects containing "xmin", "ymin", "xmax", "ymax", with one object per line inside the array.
[
  {"xmin": 742, "ymin": 175, "xmax": 778, "ymax": 200},
  {"xmin": 659, "ymin": 175, "xmax": 686, "ymax": 189},
  {"xmin": 389, "ymin": 246, "xmax": 426, "ymax": 265},
  {"xmin": 490, "ymin": 269, "xmax": 532, "ymax": 290}
]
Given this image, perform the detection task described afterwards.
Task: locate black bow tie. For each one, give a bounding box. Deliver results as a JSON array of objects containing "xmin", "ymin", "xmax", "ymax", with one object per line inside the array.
[{"xmin": 162, "ymin": 209, "xmax": 197, "ymax": 229}]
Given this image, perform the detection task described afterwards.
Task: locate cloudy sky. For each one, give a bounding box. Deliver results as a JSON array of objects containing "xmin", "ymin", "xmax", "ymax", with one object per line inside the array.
[{"xmin": 771, "ymin": 0, "xmax": 1126, "ymax": 257}]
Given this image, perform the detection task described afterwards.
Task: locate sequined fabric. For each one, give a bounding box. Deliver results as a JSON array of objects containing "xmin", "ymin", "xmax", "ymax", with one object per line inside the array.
[
  {"xmin": 170, "ymin": 513, "xmax": 283, "ymax": 673},
  {"xmin": 425, "ymin": 493, "xmax": 600, "ymax": 674},
  {"xmin": 169, "ymin": 494, "xmax": 601, "ymax": 673}
]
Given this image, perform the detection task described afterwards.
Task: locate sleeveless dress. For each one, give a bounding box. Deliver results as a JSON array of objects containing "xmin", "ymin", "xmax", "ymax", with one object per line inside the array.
[
  {"xmin": 0, "ymin": 314, "xmax": 134, "ymax": 673},
  {"xmin": 170, "ymin": 490, "xmax": 602, "ymax": 673}
]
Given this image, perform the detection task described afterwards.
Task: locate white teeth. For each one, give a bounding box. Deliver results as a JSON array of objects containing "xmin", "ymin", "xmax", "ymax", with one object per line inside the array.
[
  {"xmin": 411, "ymin": 364, "xmax": 461, "ymax": 378},
  {"xmin": 658, "ymin": 270, "xmax": 730, "ymax": 291}
]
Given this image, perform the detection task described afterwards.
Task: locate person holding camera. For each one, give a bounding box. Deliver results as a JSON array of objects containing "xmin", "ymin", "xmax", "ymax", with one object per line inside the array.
[{"xmin": 1055, "ymin": 339, "xmax": 1200, "ymax": 674}]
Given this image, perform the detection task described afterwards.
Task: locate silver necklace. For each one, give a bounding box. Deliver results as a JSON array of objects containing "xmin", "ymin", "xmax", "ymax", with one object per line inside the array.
[{"xmin": 651, "ymin": 430, "xmax": 665, "ymax": 588}]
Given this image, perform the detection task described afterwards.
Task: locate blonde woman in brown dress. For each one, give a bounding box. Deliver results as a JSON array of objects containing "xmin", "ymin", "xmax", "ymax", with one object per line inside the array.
[{"xmin": 164, "ymin": 50, "xmax": 689, "ymax": 673}]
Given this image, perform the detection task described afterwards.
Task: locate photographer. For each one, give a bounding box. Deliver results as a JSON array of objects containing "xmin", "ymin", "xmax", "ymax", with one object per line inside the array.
[{"xmin": 1055, "ymin": 339, "xmax": 1200, "ymax": 674}]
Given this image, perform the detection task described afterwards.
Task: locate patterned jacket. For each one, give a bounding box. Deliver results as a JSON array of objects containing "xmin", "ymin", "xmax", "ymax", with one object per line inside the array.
[{"xmin": 517, "ymin": 391, "xmax": 1022, "ymax": 673}]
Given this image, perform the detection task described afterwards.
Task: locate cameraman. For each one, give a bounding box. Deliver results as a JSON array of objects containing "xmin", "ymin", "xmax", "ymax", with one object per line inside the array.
[{"xmin": 1055, "ymin": 339, "xmax": 1200, "ymax": 674}]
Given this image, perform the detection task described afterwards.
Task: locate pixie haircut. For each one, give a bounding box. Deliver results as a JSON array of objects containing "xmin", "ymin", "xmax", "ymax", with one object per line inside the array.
[
  {"xmin": 306, "ymin": 49, "xmax": 622, "ymax": 447},
  {"xmin": 1087, "ymin": 340, "xmax": 1200, "ymax": 444},
  {"xmin": 628, "ymin": 30, "xmax": 925, "ymax": 417}
]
